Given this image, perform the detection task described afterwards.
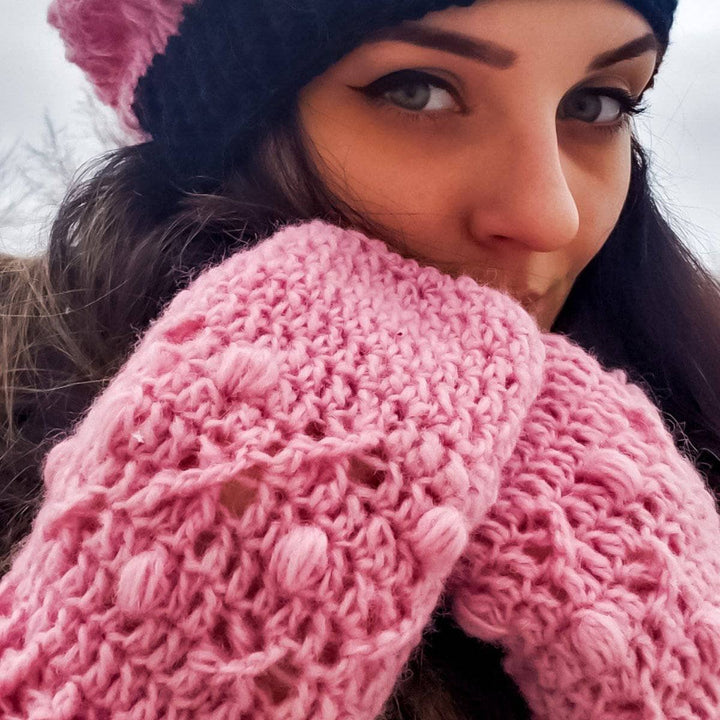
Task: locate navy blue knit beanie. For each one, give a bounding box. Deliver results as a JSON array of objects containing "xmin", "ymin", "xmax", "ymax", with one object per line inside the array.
[{"xmin": 87, "ymin": 0, "xmax": 678, "ymax": 178}]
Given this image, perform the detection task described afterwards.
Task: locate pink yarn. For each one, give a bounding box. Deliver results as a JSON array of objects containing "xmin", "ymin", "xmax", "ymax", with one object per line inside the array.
[
  {"xmin": 0, "ymin": 222, "xmax": 719, "ymax": 717},
  {"xmin": 452, "ymin": 334, "xmax": 720, "ymax": 718},
  {"xmin": 47, "ymin": 0, "xmax": 191, "ymax": 134},
  {"xmin": 0, "ymin": 222, "xmax": 544, "ymax": 718}
]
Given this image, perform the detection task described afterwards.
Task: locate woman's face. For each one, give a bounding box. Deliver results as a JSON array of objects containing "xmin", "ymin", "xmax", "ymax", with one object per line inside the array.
[{"xmin": 298, "ymin": 0, "xmax": 658, "ymax": 330}]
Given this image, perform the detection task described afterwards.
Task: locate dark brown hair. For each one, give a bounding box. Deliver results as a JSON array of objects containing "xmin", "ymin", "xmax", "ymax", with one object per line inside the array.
[{"xmin": 1, "ymin": 106, "xmax": 719, "ymax": 717}]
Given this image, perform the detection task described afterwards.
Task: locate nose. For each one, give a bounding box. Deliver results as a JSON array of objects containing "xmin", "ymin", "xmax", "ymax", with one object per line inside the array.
[{"xmin": 467, "ymin": 117, "xmax": 580, "ymax": 253}]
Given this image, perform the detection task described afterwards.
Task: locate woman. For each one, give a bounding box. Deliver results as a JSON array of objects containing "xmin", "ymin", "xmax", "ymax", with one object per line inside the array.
[{"xmin": 1, "ymin": 0, "xmax": 720, "ymax": 717}]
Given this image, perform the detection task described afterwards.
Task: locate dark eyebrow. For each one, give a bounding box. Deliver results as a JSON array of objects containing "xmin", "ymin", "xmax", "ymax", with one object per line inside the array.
[
  {"xmin": 367, "ymin": 23, "xmax": 517, "ymax": 68},
  {"xmin": 366, "ymin": 23, "xmax": 659, "ymax": 73},
  {"xmin": 587, "ymin": 33, "xmax": 660, "ymax": 70}
]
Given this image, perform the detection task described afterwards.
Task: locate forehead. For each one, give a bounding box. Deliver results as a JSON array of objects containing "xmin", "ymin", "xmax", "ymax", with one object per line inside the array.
[
  {"xmin": 339, "ymin": 0, "xmax": 659, "ymax": 81},
  {"xmin": 418, "ymin": 0, "xmax": 654, "ymax": 45}
]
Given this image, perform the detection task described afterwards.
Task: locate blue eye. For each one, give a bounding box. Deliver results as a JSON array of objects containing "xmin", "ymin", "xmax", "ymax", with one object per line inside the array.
[
  {"xmin": 354, "ymin": 69, "xmax": 460, "ymax": 113},
  {"xmin": 560, "ymin": 88, "xmax": 646, "ymax": 125}
]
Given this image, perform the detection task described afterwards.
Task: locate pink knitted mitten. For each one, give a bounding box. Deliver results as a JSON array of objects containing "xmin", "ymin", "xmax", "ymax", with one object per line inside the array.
[
  {"xmin": 452, "ymin": 333, "xmax": 720, "ymax": 720},
  {"xmin": 0, "ymin": 222, "xmax": 543, "ymax": 719}
]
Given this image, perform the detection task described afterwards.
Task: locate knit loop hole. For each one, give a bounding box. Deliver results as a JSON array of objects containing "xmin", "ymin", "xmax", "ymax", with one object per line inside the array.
[
  {"xmin": 348, "ymin": 456, "xmax": 385, "ymax": 489},
  {"xmin": 220, "ymin": 468, "xmax": 262, "ymax": 517}
]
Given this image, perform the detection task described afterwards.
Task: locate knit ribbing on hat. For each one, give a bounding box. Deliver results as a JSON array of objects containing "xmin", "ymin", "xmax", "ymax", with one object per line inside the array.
[
  {"xmin": 138, "ymin": 0, "xmax": 677, "ymax": 178},
  {"xmin": 133, "ymin": 0, "xmax": 476, "ymax": 176},
  {"xmin": 48, "ymin": 0, "xmax": 678, "ymax": 176}
]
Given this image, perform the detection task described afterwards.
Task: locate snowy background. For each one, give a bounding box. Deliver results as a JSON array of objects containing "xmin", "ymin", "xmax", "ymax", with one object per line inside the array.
[{"xmin": 1, "ymin": 0, "xmax": 719, "ymax": 271}]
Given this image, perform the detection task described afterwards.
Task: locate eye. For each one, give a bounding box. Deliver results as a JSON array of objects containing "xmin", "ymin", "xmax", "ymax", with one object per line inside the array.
[
  {"xmin": 353, "ymin": 69, "xmax": 460, "ymax": 113},
  {"xmin": 559, "ymin": 87, "xmax": 645, "ymax": 125}
]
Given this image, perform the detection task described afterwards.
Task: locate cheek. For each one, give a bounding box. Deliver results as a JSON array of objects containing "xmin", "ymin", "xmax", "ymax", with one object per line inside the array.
[
  {"xmin": 299, "ymin": 88, "xmax": 461, "ymax": 238},
  {"xmin": 572, "ymin": 139, "xmax": 633, "ymax": 262},
  {"xmin": 304, "ymin": 116, "xmax": 444, "ymax": 220}
]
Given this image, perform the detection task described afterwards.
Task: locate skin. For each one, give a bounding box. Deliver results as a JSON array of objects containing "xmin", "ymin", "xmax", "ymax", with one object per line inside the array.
[{"xmin": 298, "ymin": 0, "xmax": 659, "ymax": 331}]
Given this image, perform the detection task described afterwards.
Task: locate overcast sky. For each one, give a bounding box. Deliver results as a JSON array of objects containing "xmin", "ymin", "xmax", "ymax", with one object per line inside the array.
[{"xmin": 1, "ymin": 0, "xmax": 719, "ymax": 268}]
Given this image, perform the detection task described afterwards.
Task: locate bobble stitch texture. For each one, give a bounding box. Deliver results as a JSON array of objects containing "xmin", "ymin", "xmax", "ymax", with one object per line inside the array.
[
  {"xmin": 452, "ymin": 333, "xmax": 720, "ymax": 719},
  {"xmin": 0, "ymin": 222, "xmax": 544, "ymax": 719}
]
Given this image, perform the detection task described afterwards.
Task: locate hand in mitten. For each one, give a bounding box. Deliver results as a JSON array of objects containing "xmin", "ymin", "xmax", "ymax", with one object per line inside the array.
[
  {"xmin": 452, "ymin": 333, "xmax": 720, "ymax": 720},
  {"xmin": 0, "ymin": 221, "xmax": 544, "ymax": 720}
]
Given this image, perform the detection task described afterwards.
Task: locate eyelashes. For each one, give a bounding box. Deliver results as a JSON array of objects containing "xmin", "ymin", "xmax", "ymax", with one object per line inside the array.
[
  {"xmin": 351, "ymin": 68, "xmax": 647, "ymax": 129},
  {"xmin": 351, "ymin": 69, "xmax": 465, "ymax": 114},
  {"xmin": 559, "ymin": 86, "xmax": 647, "ymax": 125}
]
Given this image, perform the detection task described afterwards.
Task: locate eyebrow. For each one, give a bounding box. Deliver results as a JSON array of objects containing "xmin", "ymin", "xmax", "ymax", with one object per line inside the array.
[
  {"xmin": 369, "ymin": 24, "xmax": 516, "ymax": 68},
  {"xmin": 588, "ymin": 33, "xmax": 660, "ymax": 70},
  {"xmin": 367, "ymin": 24, "xmax": 659, "ymax": 72}
]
